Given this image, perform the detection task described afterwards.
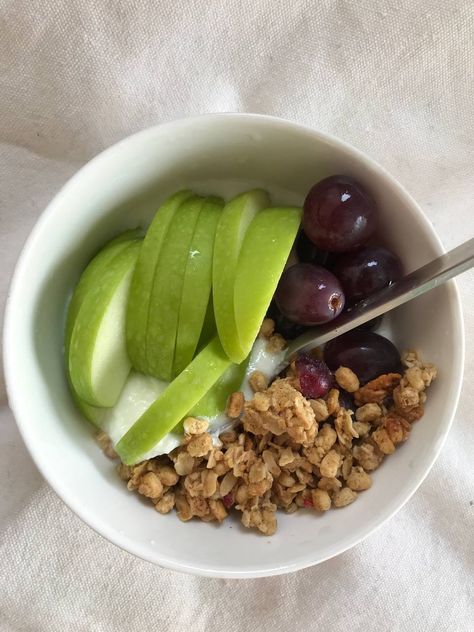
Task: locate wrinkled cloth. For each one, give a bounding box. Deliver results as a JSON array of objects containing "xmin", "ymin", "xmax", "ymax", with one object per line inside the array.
[{"xmin": 0, "ymin": 1, "xmax": 473, "ymax": 631}]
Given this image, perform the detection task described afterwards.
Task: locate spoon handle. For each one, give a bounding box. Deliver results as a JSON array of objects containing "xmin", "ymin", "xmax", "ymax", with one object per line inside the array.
[{"xmin": 285, "ymin": 237, "xmax": 474, "ymax": 359}]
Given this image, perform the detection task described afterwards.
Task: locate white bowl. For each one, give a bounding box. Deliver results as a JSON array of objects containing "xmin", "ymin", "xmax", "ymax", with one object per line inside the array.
[{"xmin": 3, "ymin": 114, "xmax": 464, "ymax": 578}]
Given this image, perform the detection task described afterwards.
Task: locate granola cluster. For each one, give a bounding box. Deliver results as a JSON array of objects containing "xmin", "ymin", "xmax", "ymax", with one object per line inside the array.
[{"xmin": 103, "ymin": 343, "xmax": 437, "ymax": 536}]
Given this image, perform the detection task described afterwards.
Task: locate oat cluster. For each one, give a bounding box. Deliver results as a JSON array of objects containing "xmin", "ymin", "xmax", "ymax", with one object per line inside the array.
[{"xmin": 99, "ymin": 343, "xmax": 437, "ymax": 536}]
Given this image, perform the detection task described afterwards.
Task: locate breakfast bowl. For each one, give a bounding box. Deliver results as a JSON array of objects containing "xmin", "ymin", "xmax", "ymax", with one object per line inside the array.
[{"xmin": 3, "ymin": 113, "xmax": 464, "ymax": 578}]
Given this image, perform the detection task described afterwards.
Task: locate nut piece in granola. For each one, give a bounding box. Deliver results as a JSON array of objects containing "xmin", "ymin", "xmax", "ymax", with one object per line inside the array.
[
  {"xmin": 226, "ymin": 391, "xmax": 245, "ymax": 418},
  {"xmin": 346, "ymin": 466, "xmax": 372, "ymax": 491},
  {"xmin": 155, "ymin": 492, "xmax": 176, "ymax": 514},
  {"xmin": 334, "ymin": 408, "xmax": 359, "ymax": 449},
  {"xmin": 266, "ymin": 333, "xmax": 287, "ymax": 353},
  {"xmin": 183, "ymin": 417, "xmax": 209, "ymax": 435},
  {"xmin": 332, "ymin": 487, "xmax": 358, "ymax": 508},
  {"xmin": 259, "ymin": 318, "xmax": 275, "ymax": 338},
  {"xmin": 249, "ymin": 370, "xmax": 269, "ymax": 393},
  {"xmin": 138, "ymin": 472, "xmax": 163, "ymax": 499},
  {"xmin": 355, "ymin": 403, "xmax": 382, "ymax": 423},
  {"xmin": 335, "ymin": 367, "xmax": 360, "ymax": 393},
  {"xmin": 382, "ymin": 411, "xmax": 411, "ymax": 444},
  {"xmin": 187, "ymin": 433, "xmax": 213, "ymax": 457},
  {"xmin": 325, "ymin": 388, "xmax": 340, "ymax": 415},
  {"xmin": 319, "ymin": 450, "xmax": 341, "ymax": 478},
  {"xmin": 392, "ymin": 384, "xmax": 420, "ymax": 413},
  {"xmin": 354, "ymin": 373, "xmax": 401, "ymax": 406},
  {"xmin": 312, "ymin": 489, "xmax": 331, "ymax": 511},
  {"xmin": 309, "ymin": 398, "xmax": 330, "ymax": 422}
]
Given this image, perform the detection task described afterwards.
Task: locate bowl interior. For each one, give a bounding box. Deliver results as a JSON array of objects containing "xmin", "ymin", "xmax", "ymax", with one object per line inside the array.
[{"xmin": 4, "ymin": 115, "xmax": 463, "ymax": 577}]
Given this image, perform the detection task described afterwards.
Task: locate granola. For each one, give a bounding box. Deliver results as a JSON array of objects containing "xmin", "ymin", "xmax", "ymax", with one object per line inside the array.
[{"xmin": 103, "ymin": 347, "xmax": 437, "ymax": 536}]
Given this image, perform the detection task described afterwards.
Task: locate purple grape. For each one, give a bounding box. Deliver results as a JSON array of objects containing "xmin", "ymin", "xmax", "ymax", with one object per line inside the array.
[
  {"xmin": 324, "ymin": 330, "xmax": 401, "ymax": 384},
  {"xmin": 333, "ymin": 246, "xmax": 403, "ymax": 304},
  {"xmin": 266, "ymin": 301, "xmax": 308, "ymax": 340},
  {"xmin": 295, "ymin": 354, "xmax": 332, "ymax": 398},
  {"xmin": 275, "ymin": 263, "xmax": 345, "ymax": 325},
  {"xmin": 295, "ymin": 231, "xmax": 337, "ymax": 268},
  {"xmin": 303, "ymin": 175, "xmax": 377, "ymax": 252}
]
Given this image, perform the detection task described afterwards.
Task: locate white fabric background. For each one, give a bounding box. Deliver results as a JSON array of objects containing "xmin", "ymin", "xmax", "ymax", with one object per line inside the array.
[{"xmin": 1, "ymin": 1, "xmax": 473, "ymax": 630}]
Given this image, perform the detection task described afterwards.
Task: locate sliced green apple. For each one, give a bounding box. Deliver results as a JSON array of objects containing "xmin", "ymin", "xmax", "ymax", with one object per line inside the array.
[
  {"xmin": 116, "ymin": 336, "xmax": 231, "ymax": 465},
  {"xmin": 69, "ymin": 241, "xmax": 141, "ymax": 407},
  {"xmin": 190, "ymin": 357, "xmax": 249, "ymax": 417},
  {"xmin": 213, "ymin": 189, "xmax": 270, "ymax": 362},
  {"xmin": 101, "ymin": 371, "xmax": 168, "ymax": 443},
  {"xmin": 196, "ymin": 295, "xmax": 216, "ymax": 353},
  {"xmin": 66, "ymin": 230, "xmax": 141, "ymax": 425},
  {"xmin": 126, "ymin": 190, "xmax": 192, "ymax": 373},
  {"xmin": 146, "ymin": 195, "xmax": 204, "ymax": 381},
  {"xmin": 65, "ymin": 229, "xmax": 141, "ymax": 355},
  {"xmin": 173, "ymin": 196, "xmax": 223, "ymax": 376},
  {"xmin": 234, "ymin": 207, "xmax": 302, "ymax": 362}
]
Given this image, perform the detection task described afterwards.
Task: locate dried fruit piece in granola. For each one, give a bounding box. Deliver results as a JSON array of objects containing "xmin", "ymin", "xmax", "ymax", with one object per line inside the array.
[{"xmin": 295, "ymin": 354, "xmax": 332, "ymax": 399}]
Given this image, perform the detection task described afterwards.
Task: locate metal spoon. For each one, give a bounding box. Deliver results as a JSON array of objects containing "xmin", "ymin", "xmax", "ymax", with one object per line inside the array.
[{"xmin": 284, "ymin": 237, "xmax": 474, "ymax": 361}]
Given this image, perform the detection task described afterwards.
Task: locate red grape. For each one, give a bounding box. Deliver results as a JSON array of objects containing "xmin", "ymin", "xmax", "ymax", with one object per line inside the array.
[
  {"xmin": 275, "ymin": 263, "xmax": 345, "ymax": 325},
  {"xmin": 295, "ymin": 231, "xmax": 337, "ymax": 268},
  {"xmin": 295, "ymin": 354, "xmax": 332, "ymax": 398},
  {"xmin": 324, "ymin": 330, "xmax": 401, "ymax": 384},
  {"xmin": 303, "ymin": 175, "xmax": 377, "ymax": 252},
  {"xmin": 333, "ymin": 246, "xmax": 403, "ymax": 304}
]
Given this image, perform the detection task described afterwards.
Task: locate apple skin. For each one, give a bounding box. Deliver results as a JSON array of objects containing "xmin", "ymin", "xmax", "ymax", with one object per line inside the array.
[
  {"xmin": 65, "ymin": 229, "xmax": 141, "ymax": 356},
  {"xmin": 66, "ymin": 230, "xmax": 142, "ymax": 422},
  {"xmin": 116, "ymin": 336, "xmax": 231, "ymax": 465},
  {"xmin": 69, "ymin": 241, "xmax": 141, "ymax": 407},
  {"xmin": 190, "ymin": 357, "xmax": 248, "ymax": 418},
  {"xmin": 234, "ymin": 207, "xmax": 302, "ymax": 362},
  {"xmin": 146, "ymin": 196, "xmax": 204, "ymax": 381},
  {"xmin": 213, "ymin": 189, "xmax": 270, "ymax": 362},
  {"xmin": 126, "ymin": 190, "xmax": 192, "ymax": 373},
  {"xmin": 196, "ymin": 295, "xmax": 216, "ymax": 353},
  {"xmin": 173, "ymin": 196, "xmax": 223, "ymax": 376}
]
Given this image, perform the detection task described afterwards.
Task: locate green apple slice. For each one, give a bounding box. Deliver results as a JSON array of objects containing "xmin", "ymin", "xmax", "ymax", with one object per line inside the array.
[
  {"xmin": 234, "ymin": 207, "xmax": 302, "ymax": 362},
  {"xmin": 126, "ymin": 190, "xmax": 192, "ymax": 373},
  {"xmin": 173, "ymin": 196, "xmax": 223, "ymax": 376},
  {"xmin": 65, "ymin": 229, "xmax": 141, "ymax": 356},
  {"xmin": 66, "ymin": 230, "xmax": 141, "ymax": 425},
  {"xmin": 69, "ymin": 241, "xmax": 141, "ymax": 407},
  {"xmin": 102, "ymin": 371, "xmax": 168, "ymax": 442},
  {"xmin": 196, "ymin": 295, "xmax": 216, "ymax": 352},
  {"xmin": 190, "ymin": 357, "xmax": 249, "ymax": 417},
  {"xmin": 116, "ymin": 336, "xmax": 231, "ymax": 465},
  {"xmin": 146, "ymin": 195, "xmax": 204, "ymax": 380},
  {"xmin": 213, "ymin": 189, "xmax": 270, "ymax": 362}
]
